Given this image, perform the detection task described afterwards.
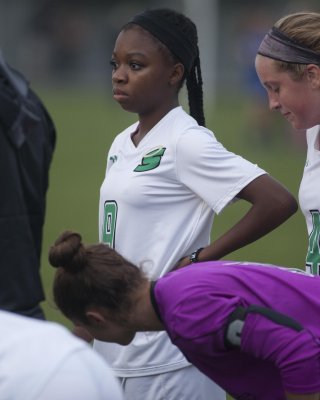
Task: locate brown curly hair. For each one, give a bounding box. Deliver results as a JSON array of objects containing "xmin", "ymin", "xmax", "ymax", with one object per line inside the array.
[{"xmin": 49, "ymin": 230, "xmax": 147, "ymax": 324}]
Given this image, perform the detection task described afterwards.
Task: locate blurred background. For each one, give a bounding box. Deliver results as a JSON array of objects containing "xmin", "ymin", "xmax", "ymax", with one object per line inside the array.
[{"xmin": 0, "ymin": 0, "xmax": 319, "ymax": 326}]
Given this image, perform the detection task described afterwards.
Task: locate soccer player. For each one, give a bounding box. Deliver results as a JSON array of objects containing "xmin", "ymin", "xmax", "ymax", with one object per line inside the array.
[
  {"xmin": 0, "ymin": 309, "xmax": 124, "ymax": 400},
  {"xmin": 255, "ymin": 11, "xmax": 320, "ymax": 275},
  {"xmin": 49, "ymin": 230, "xmax": 320, "ymax": 400},
  {"xmin": 92, "ymin": 7, "xmax": 298, "ymax": 400}
]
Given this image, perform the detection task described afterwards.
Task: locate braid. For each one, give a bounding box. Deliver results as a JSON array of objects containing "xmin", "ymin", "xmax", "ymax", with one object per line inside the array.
[
  {"xmin": 160, "ymin": 9, "xmax": 206, "ymax": 127},
  {"xmin": 186, "ymin": 57, "xmax": 205, "ymax": 126}
]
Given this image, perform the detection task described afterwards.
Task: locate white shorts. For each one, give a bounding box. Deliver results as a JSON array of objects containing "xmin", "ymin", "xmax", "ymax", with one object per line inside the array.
[{"xmin": 119, "ymin": 365, "xmax": 225, "ymax": 400}]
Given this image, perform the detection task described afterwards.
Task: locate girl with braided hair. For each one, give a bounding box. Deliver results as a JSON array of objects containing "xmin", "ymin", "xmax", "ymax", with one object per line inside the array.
[
  {"xmin": 50, "ymin": 230, "xmax": 320, "ymax": 400},
  {"xmin": 92, "ymin": 8, "xmax": 297, "ymax": 400}
]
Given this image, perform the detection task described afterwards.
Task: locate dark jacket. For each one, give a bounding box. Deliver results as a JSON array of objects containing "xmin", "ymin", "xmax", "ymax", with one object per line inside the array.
[{"xmin": 0, "ymin": 51, "xmax": 56, "ymax": 315}]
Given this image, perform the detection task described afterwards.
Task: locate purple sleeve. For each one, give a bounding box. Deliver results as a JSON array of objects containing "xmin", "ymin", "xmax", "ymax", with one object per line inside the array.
[{"xmin": 241, "ymin": 312, "xmax": 320, "ymax": 393}]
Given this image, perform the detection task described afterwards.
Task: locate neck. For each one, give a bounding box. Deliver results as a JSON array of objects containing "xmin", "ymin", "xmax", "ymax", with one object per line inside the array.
[
  {"xmin": 129, "ymin": 282, "xmax": 164, "ymax": 332},
  {"xmin": 133, "ymin": 101, "xmax": 179, "ymax": 146}
]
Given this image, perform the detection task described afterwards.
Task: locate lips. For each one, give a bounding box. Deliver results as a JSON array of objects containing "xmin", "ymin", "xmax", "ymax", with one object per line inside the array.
[
  {"xmin": 112, "ymin": 88, "xmax": 128, "ymax": 101},
  {"xmin": 113, "ymin": 88, "xmax": 127, "ymax": 96}
]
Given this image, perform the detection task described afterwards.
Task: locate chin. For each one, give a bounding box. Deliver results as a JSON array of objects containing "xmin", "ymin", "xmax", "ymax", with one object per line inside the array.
[{"xmin": 289, "ymin": 117, "xmax": 313, "ymax": 131}]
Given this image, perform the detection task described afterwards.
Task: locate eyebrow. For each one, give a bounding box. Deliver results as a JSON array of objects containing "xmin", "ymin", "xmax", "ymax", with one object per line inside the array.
[
  {"xmin": 263, "ymin": 82, "xmax": 280, "ymax": 92},
  {"xmin": 112, "ymin": 51, "xmax": 148, "ymax": 59}
]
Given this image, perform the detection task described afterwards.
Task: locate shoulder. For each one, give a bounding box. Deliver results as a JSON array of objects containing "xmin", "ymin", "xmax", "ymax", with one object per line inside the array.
[
  {"xmin": 165, "ymin": 109, "xmax": 221, "ymax": 154},
  {"xmin": 155, "ymin": 266, "xmax": 239, "ymax": 341},
  {"xmin": 0, "ymin": 311, "xmax": 124, "ymax": 400},
  {"xmin": 158, "ymin": 107, "xmax": 208, "ymax": 138},
  {"xmin": 178, "ymin": 125, "xmax": 219, "ymax": 149},
  {"xmin": 175, "ymin": 123, "xmax": 250, "ymax": 168},
  {"xmin": 0, "ymin": 311, "xmax": 84, "ymax": 353}
]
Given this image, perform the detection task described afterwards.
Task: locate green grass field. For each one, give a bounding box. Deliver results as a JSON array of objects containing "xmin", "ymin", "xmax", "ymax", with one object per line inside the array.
[{"xmin": 38, "ymin": 88, "xmax": 308, "ymax": 334}]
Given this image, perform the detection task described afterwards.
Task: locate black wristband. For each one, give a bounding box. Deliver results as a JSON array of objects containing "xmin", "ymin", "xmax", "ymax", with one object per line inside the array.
[{"xmin": 189, "ymin": 247, "xmax": 204, "ymax": 263}]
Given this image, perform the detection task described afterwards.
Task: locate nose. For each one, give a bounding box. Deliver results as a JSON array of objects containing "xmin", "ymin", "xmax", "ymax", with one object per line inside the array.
[
  {"xmin": 112, "ymin": 65, "xmax": 127, "ymax": 83},
  {"xmin": 269, "ymin": 94, "xmax": 280, "ymax": 111}
]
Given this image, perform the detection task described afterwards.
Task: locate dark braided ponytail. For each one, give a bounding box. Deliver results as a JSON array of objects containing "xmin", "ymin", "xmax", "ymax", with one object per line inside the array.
[{"xmin": 186, "ymin": 56, "xmax": 205, "ymax": 126}]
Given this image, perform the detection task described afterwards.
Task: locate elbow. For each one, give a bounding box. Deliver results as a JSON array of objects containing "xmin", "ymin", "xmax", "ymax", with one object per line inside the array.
[
  {"xmin": 289, "ymin": 197, "xmax": 299, "ymax": 216},
  {"xmin": 270, "ymin": 191, "xmax": 298, "ymax": 221},
  {"xmin": 252, "ymin": 188, "xmax": 298, "ymax": 226},
  {"xmin": 239, "ymin": 175, "xmax": 298, "ymax": 223},
  {"xmin": 282, "ymin": 192, "xmax": 298, "ymax": 215}
]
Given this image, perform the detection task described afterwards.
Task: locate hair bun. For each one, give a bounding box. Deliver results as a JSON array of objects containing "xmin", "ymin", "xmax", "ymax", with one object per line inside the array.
[{"xmin": 49, "ymin": 230, "xmax": 86, "ymax": 273}]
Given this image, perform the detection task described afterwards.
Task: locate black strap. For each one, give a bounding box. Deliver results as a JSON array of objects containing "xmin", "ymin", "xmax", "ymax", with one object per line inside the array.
[
  {"xmin": 149, "ymin": 281, "xmax": 163, "ymax": 322},
  {"xmin": 246, "ymin": 305, "xmax": 304, "ymax": 332},
  {"xmin": 224, "ymin": 306, "xmax": 247, "ymax": 349},
  {"xmin": 224, "ymin": 304, "xmax": 304, "ymax": 349}
]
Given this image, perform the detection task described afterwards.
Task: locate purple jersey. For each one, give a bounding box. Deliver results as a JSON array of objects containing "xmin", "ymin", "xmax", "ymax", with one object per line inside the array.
[{"xmin": 151, "ymin": 261, "xmax": 320, "ymax": 399}]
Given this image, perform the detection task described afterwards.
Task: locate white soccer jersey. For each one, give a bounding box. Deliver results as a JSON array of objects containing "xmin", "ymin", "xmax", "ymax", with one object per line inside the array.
[
  {"xmin": 0, "ymin": 311, "xmax": 123, "ymax": 400},
  {"xmin": 96, "ymin": 106, "xmax": 266, "ymax": 377},
  {"xmin": 299, "ymin": 125, "xmax": 320, "ymax": 275}
]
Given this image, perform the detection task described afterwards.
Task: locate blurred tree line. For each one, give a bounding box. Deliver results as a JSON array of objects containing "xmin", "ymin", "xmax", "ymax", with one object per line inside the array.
[{"xmin": 0, "ymin": 0, "xmax": 318, "ymax": 94}]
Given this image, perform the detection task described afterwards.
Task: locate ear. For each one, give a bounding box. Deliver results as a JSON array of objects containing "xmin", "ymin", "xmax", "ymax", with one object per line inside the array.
[
  {"xmin": 169, "ymin": 63, "xmax": 185, "ymax": 86},
  {"xmin": 306, "ymin": 64, "xmax": 320, "ymax": 89},
  {"xmin": 85, "ymin": 310, "xmax": 106, "ymax": 325}
]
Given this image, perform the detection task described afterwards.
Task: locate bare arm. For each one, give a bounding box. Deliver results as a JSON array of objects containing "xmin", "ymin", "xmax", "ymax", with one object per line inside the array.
[{"xmin": 176, "ymin": 174, "xmax": 297, "ymax": 268}]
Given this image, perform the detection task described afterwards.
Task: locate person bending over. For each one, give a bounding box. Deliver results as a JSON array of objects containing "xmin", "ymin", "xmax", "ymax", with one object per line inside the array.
[{"xmin": 49, "ymin": 230, "xmax": 320, "ymax": 400}]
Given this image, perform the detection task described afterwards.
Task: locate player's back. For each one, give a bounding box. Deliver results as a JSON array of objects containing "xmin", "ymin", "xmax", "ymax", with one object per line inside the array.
[{"xmin": 152, "ymin": 260, "xmax": 320, "ymax": 399}]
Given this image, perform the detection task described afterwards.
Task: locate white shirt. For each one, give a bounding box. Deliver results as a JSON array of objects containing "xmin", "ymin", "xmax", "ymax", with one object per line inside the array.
[
  {"xmin": 96, "ymin": 106, "xmax": 266, "ymax": 377},
  {"xmin": 0, "ymin": 311, "xmax": 124, "ymax": 400},
  {"xmin": 299, "ymin": 125, "xmax": 320, "ymax": 275}
]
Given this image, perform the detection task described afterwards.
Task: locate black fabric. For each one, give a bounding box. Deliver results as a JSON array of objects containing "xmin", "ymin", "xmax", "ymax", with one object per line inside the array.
[
  {"xmin": 0, "ymin": 53, "xmax": 56, "ymax": 318},
  {"xmin": 149, "ymin": 281, "xmax": 163, "ymax": 322},
  {"xmin": 245, "ymin": 304, "xmax": 304, "ymax": 331},
  {"xmin": 224, "ymin": 304, "xmax": 304, "ymax": 349},
  {"xmin": 130, "ymin": 11, "xmax": 198, "ymax": 73},
  {"xmin": 224, "ymin": 306, "xmax": 246, "ymax": 349}
]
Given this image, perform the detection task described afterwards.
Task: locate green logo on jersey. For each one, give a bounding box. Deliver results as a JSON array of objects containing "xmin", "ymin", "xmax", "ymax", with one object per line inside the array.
[
  {"xmin": 306, "ymin": 209, "xmax": 320, "ymax": 275},
  {"xmin": 134, "ymin": 147, "xmax": 166, "ymax": 172},
  {"xmin": 109, "ymin": 155, "xmax": 118, "ymax": 163}
]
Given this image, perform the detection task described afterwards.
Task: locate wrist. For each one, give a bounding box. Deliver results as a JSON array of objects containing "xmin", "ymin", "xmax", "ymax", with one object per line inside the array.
[{"xmin": 189, "ymin": 247, "xmax": 204, "ymax": 263}]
